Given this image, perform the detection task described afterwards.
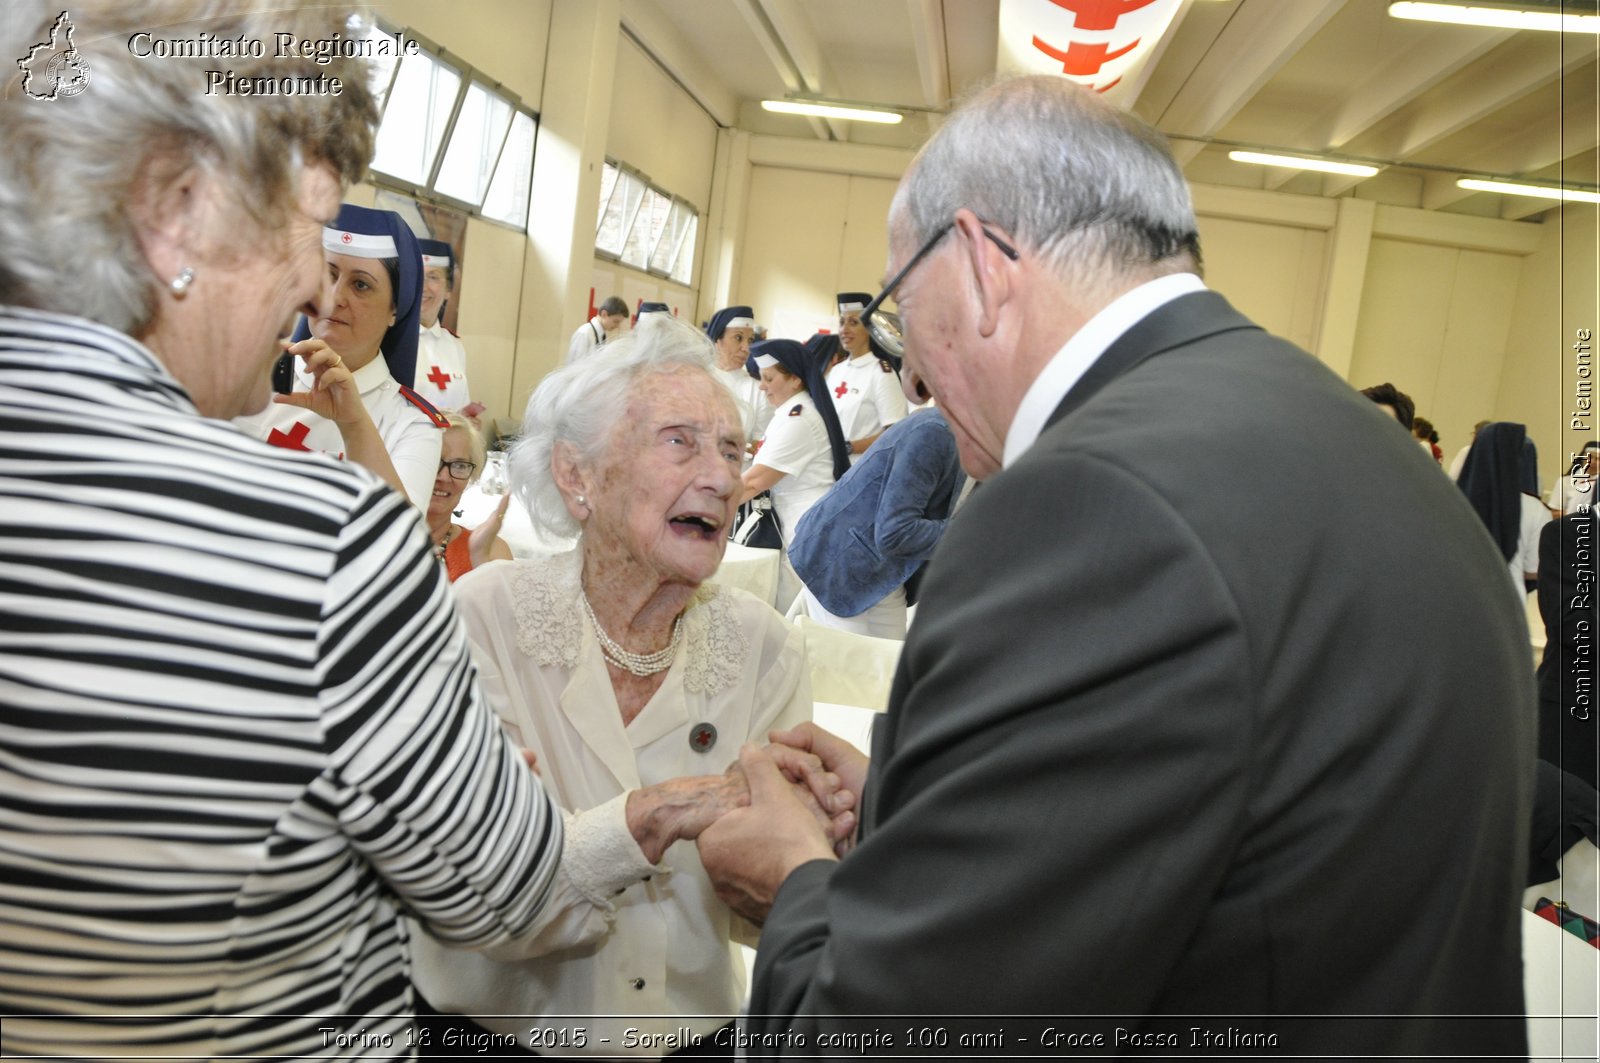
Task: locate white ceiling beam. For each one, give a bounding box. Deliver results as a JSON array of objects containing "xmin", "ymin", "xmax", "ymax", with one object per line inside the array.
[
  {"xmin": 1157, "ymin": 0, "xmax": 1349, "ymax": 166},
  {"xmin": 906, "ymin": 0, "xmax": 949, "ymax": 109},
  {"xmin": 732, "ymin": 0, "xmax": 831, "ymax": 141},
  {"xmin": 1421, "ymin": 92, "xmax": 1600, "ymax": 211},
  {"xmin": 1121, "ymin": 0, "xmax": 1201, "ymax": 113},
  {"xmin": 752, "ymin": 0, "xmax": 848, "ymax": 140},
  {"xmin": 1321, "ymin": 36, "xmax": 1595, "ymax": 197},
  {"xmin": 1262, "ymin": 27, "xmax": 1510, "ymax": 192}
]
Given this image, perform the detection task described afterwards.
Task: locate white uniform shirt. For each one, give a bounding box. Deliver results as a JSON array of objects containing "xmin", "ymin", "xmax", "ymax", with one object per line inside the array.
[
  {"xmin": 826, "ymin": 351, "xmax": 906, "ymax": 460},
  {"xmin": 1511, "ymin": 493, "xmax": 1552, "ymax": 590},
  {"xmin": 1548, "ymin": 473, "xmax": 1596, "ymax": 514},
  {"xmin": 415, "ymin": 322, "xmax": 472, "ymax": 410},
  {"xmin": 233, "ymin": 354, "xmax": 444, "ymax": 508},
  {"xmin": 409, "ymin": 552, "xmax": 811, "ymax": 1053},
  {"xmin": 755, "ymin": 391, "xmax": 836, "ymax": 545},
  {"xmin": 712, "ymin": 364, "xmax": 773, "ymax": 450},
  {"xmin": 567, "ymin": 316, "xmax": 607, "ymax": 364}
]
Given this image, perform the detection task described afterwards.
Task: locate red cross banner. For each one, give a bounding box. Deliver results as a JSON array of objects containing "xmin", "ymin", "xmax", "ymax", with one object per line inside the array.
[{"xmin": 997, "ymin": 0, "xmax": 1184, "ymax": 103}]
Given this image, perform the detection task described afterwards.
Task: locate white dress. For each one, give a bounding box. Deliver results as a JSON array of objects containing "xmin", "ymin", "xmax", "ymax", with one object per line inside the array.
[
  {"xmin": 1510, "ymin": 492, "xmax": 1551, "ymax": 591},
  {"xmin": 408, "ymin": 551, "xmax": 811, "ymax": 1054},
  {"xmin": 1547, "ymin": 473, "xmax": 1596, "ymax": 514},
  {"xmin": 755, "ymin": 391, "xmax": 836, "ymax": 546},
  {"xmin": 826, "ymin": 351, "xmax": 906, "ymax": 462},
  {"xmin": 233, "ymin": 353, "xmax": 444, "ymax": 508},
  {"xmin": 415, "ymin": 322, "xmax": 472, "ymax": 410}
]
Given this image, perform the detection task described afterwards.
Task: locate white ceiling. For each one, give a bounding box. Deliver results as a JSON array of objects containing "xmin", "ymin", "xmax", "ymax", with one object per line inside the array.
[{"xmin": 630, "ymin": 0, "xmax": 1598, "ymax": 219}]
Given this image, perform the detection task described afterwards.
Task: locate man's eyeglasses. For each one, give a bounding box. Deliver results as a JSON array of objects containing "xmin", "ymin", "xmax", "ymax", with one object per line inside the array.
[
  {"xmin": 860, "ymin": 220, "xmax": 1020, "ymax": 359},
  {"xmin": 439, "ymin": 459, "xmax": 477, "ymax": 481}
]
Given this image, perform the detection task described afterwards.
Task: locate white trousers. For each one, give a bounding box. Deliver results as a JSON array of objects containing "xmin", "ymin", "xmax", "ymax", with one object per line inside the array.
[{"xmin": 800, "ymin": 584, "xmax": 908, "ymax": 641}]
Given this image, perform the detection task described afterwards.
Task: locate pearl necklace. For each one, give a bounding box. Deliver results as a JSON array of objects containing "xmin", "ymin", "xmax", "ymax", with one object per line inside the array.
[{"xmin": 580, "ymin": 592, "xmax": 682, "ymax": 677}]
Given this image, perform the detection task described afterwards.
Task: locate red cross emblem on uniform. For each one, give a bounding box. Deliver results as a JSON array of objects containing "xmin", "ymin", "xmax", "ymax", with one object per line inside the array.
[
  {"xmin": 340, "ymin": 232, "xmax": 352, "ymax": 244},
  {"xmin": 689, "ymin": 722, "xmax": 717, "ymax": 753},
  {"xmin": 266, "ymin": 421, "xmax": 313, "ymax": 451},
  {"xmin": 834, "ymin": 380, "xmax": 849, "ymax": 399},
  {"xmin": 426, "ymin": 365, "xmax": 451, "ymax": 391}
]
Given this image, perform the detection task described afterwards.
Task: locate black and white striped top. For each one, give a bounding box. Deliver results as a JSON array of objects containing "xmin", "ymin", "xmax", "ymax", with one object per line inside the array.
[{"xmin": 0, "ymin": 307, "xmax": 562, "ymax": 1057}]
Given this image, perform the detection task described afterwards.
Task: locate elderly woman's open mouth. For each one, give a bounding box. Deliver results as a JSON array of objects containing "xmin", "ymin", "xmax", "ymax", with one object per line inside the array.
[{"xmin": 668, "ymin": 511, "xmax": 724, "ymax": 540}]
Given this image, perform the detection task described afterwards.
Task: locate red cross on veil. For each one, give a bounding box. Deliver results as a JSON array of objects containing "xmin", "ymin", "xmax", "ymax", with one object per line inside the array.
[
  {"xmin": 266, "ymin": 421, "xmax": 312, "ymax": 451},
  {"xmin": 426, "ymin": 365, "xmax": 451, "ymax": 391}
]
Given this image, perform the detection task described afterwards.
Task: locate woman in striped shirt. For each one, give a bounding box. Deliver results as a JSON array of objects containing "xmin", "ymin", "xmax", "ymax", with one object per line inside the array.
[{"xmin": 0, "ymin": 2, "xmax": 568, "ymax": 1056}]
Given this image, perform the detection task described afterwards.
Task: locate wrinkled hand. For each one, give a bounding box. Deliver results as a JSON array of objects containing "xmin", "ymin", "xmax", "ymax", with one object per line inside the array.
[
  {"xmin": 723, "ymin": 748, "xmax": 856, "ymax": 848},
  {"xmin": 698, "ymin": 745, "xmax": 840, "ymax": 925},
  {"xmin": 625, "ymin": 773, "xmax": 749, "ymax": 865},
  {"xmin": 272, "ymin": 338, "xmax": 368, "ymax": 427},
  {"xmin": 468, "ymin": 494, "xmax": 511, "ymax": 569}
]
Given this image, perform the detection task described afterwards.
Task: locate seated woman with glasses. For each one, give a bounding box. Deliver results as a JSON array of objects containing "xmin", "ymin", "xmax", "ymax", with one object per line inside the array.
[{"xmin": 430, "ymin": 410, "xmax": 512, "ymax": 581}]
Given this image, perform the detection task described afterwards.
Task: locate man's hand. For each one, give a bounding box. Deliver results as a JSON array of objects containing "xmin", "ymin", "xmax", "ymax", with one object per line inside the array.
[
  {"xmin": 770, "ymin": 722, "xmax": 871, "ymax": 804},
  {"xmin": 698, "ymin": 744, "xmax": 839, "ymax": 926}
]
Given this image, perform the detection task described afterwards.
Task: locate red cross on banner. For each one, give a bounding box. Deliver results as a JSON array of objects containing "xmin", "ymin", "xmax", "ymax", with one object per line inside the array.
[
  {"xmin": 267, "ymin": 421, "xmax": 313, "ymax": 451},
  {"xmin": 1032, "ymin": 35, "xmax": 1139, "ymax": 76},
  {"xmin": 426, "ymin": 365, "xmax": 451, "ymax": 391},
  {"xmin": 834, "ymin": 380, "xmax": 849, "ymax": 399},
  {"xmin": 1047, "ymin": 0, "xmax": 1158, "ymax": 31}
]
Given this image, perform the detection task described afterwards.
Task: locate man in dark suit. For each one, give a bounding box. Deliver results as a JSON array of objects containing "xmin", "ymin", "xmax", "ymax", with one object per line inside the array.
[{"xmin": 698, "ymin": 75, "xmax": 1533, "ymax": 1054}]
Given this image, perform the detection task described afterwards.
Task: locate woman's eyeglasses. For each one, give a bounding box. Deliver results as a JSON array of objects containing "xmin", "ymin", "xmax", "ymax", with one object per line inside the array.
[
  {"xmin": 439, "ymin": 459, "xmax": 477, "ymax": 481},
  {"xmin": 860, "ymin": 220, "xmax": 1019, "ymax": 359}
]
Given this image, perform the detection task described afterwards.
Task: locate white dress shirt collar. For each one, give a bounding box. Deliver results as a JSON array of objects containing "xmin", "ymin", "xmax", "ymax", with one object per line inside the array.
[{"xmin": 1002, "ymin": 273, "xmax": 1206, "ymax": 469}]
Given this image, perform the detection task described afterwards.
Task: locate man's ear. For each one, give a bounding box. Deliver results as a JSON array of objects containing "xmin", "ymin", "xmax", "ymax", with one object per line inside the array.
[{"xmin": 955, "ymin": 208, "xmax": 1013, "ymax": 340}]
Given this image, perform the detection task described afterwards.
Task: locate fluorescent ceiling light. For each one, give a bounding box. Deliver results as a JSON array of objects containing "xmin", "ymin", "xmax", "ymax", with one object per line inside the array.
[
  {"xmin": 1227, "ymin": 150, "xmax": 1380, "ymax": 178},
  {"xmin": 761, "ymin": 99, "xmax": 904, "ymax": 125},
  {"xmin": 1457, "ymin": 178, "xmax": 1600, "ymax": 203},
  {"xmin": 1388, "ymin": 2, "xmax": 1600, "ymax": 32}
]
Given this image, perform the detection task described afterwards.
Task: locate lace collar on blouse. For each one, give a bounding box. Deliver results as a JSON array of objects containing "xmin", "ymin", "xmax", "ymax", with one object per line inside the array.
[{"xmin": 507, "ymin": 551, "xmax": 748, "ymax": 696}]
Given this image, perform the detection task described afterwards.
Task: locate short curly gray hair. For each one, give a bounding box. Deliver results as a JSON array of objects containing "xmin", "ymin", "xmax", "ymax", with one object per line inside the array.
[
  {"xmin": 0, "ymin": 0, "xmax": 377, "ymax": 335},
  {"xmin": 510, "ymin": 317, "xmax": 723, "ymax": 538}
]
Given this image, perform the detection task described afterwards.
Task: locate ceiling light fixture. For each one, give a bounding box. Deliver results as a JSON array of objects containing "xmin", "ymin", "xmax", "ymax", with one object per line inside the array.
[
  {"xmin": 1388, "ymin": 2, "xmax": 1600, "ymax": 33},
  {"xmin": 1456, "ymin": 178, "xmax": 1600, "ymax": 203},
  {"xmin": 1227, "ymin": 150, "xmax": 1381, "ymax": 178},
  {"xmin": 761, "ymin": 99, "xmax": 904, "ymax": 125}
]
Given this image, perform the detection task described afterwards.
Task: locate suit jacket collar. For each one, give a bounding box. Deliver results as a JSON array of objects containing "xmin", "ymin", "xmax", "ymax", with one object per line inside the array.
[{"xmin": 1042, "ymin": 290, "xmax": 1259, "ymax": 433}]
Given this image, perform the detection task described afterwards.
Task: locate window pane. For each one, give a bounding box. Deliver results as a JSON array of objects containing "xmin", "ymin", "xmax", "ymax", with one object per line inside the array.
[
  {"xmin": 370, "ymin": 51, "xmax": 461, "ymax": 185},
  {"xmin": 482, "ymin": 111, "xmax": 536, "ymax": 229},
  {"xmin": 622, "ymin": 188, "xmax": 669, "ymax": 269},
  {"xmin": 435, "ymin": 82, "xmax": 514, "ymax": 206},
  {"xmin": 595, "ymin": 163, "xmax": 620, "ymax": 234},
  {"xmin": 671, "ymin": 213, "xmax": 698, "ymax": 285},
  {"xmin": 359, "ymin": 21, "xmax": 401, "ymax": 111},
  {"xmin": 649, "ymin": 201, "xmax": 687, "ymax": 274},
  {"xmin": 597, "ymin": 172, "xmax": 643, "ymax": 256}
]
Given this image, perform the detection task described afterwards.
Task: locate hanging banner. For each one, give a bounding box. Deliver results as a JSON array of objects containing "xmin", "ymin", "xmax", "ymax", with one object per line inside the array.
[{"xmin": 996, "ymin": 0, "xmax": 1185, "ymax": 104}]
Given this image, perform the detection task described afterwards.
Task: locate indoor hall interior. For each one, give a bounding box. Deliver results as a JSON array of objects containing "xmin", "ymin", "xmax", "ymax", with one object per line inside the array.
[{"xmin": 314, "ymin": 0, "xmax": 1597, "ymax": 1055}]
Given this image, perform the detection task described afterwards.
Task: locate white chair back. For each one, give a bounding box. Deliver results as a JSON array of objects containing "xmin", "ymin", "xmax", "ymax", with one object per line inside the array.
[
  {"xmin": 1523, "ymin": 906, "xmax": 1600, "ymax": 1060},
  {"xmin": 794, "ymin": 616, "xmax": 904, "ymax": 712}
]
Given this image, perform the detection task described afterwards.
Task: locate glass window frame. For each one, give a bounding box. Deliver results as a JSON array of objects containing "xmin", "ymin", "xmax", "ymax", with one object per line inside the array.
[{"xmin": 594, "ymin": 158, "xmax": 700, "ymax": 287}]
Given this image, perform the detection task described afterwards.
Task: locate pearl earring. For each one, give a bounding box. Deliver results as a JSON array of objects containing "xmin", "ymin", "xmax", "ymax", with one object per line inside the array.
[
  {"xmin": 169, "ymin": 267, "xmax": 195, "ymax": 297},
  {"xmin": 576, "ymin": 494, "xmax": 587, "ymax": 507}
]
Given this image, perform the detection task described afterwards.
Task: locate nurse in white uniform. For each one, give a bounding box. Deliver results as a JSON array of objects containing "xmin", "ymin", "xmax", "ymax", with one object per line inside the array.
[
  {"xmin": 235, "ymin": 204, "xmax": 445, "ymax": 508},
  {"xmin": 413, "ymin": 237, "xmax": 479, "ymax": 417},
  {"xmin": 826, "ymin": 290, "xmax": 907, "ymax": 461},
  {"xmin": 705, "ymin": 304, "xmax": 770, "ymax": 453},
  {"xmin": 739, "ymin": 337, "xmax": 851, "ymax": 546}
]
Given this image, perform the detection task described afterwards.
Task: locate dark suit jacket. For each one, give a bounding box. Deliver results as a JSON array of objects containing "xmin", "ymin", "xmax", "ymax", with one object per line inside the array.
[{"xmin": 750, "ymin": 291, "xmax": 1534, "ymax": 1054}]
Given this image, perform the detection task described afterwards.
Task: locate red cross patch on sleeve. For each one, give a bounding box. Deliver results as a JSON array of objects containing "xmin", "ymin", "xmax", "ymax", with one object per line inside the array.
[{"xmin": 398, "ymin": 385, "xmax": 450, "ymax": 428}]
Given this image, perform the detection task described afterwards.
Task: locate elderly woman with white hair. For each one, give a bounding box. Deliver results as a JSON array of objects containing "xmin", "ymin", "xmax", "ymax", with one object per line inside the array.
[
  {"xmin": 0, "ymin": 1, "xmax": 564, "ymax": 1055},
  {"xmin": 410, "ymin": 319, "xmax": 854, "ymax": 1056}
]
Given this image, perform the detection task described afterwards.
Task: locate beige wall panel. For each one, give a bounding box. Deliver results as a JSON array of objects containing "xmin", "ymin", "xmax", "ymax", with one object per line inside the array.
[
  {"xmin": 837, "ymin": 176, "xmax": 901, "ymax": 299},
  {"xmin": 455, "ymin": 217, "xmax": 527, "ymax": 423},
  {"xmin": 1194, "ymin": 215, "xmax": 1325, "ymax": 352},
  {"xmin": 1501, "ymin": 206, "xmax": 1598, "ymax": 490},
  {"xmin": 737, "ymin": 167, "xmax": 852, "ymax": 341},
  {"xmin": 1349, "ymin": 239, "xmax": 1456, "ymax": 413},
  {"xmin": 608, "ymin": 36, "xmax": 718, "ymax": 211},
  {"xmin": 1431, "ymin": 250, "xmax": 1522, "ymax": 461},
  {"xmin": 373, "ymin": 0, "xmax": 551, "ymax": 105}
]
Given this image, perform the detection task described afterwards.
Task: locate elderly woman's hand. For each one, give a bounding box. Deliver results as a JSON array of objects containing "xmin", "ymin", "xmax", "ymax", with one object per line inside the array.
[
  {"xmin": 272, "ymin": 338, "xmax": 367, "ymax": 428},
  {"xmin": 624, "ymin": 774, "xmax": 750, "ymax": 865}
]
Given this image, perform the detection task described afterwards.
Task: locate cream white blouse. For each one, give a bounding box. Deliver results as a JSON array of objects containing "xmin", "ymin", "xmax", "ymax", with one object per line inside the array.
[{"xmin": 409, "ymin": 550, "xmax": 811, "ymax": 1054}]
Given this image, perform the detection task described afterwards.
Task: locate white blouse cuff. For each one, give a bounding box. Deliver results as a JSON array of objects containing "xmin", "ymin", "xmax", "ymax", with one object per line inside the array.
[{"xmin": 560, "ymin": 793, "xmax": 669, "ymax": 905}]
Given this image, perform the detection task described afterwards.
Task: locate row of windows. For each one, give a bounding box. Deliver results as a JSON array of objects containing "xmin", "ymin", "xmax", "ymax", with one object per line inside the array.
[{"xmin": 360, "ymin": 19, "xmax": 699, "ymax": 287}]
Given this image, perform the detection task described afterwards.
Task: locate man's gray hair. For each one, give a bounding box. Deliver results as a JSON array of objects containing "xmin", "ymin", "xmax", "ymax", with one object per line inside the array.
[
  {"xmin": 0, "ymin": 0, "xmax": 377, "ymax": 336},
  {"xmin": 898, "ymin": 75, "xmax": 1199, "ymax": 281},
  {"xmin": 510, "ymin": 317, "xmax": 721, "ymax": 538}
]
